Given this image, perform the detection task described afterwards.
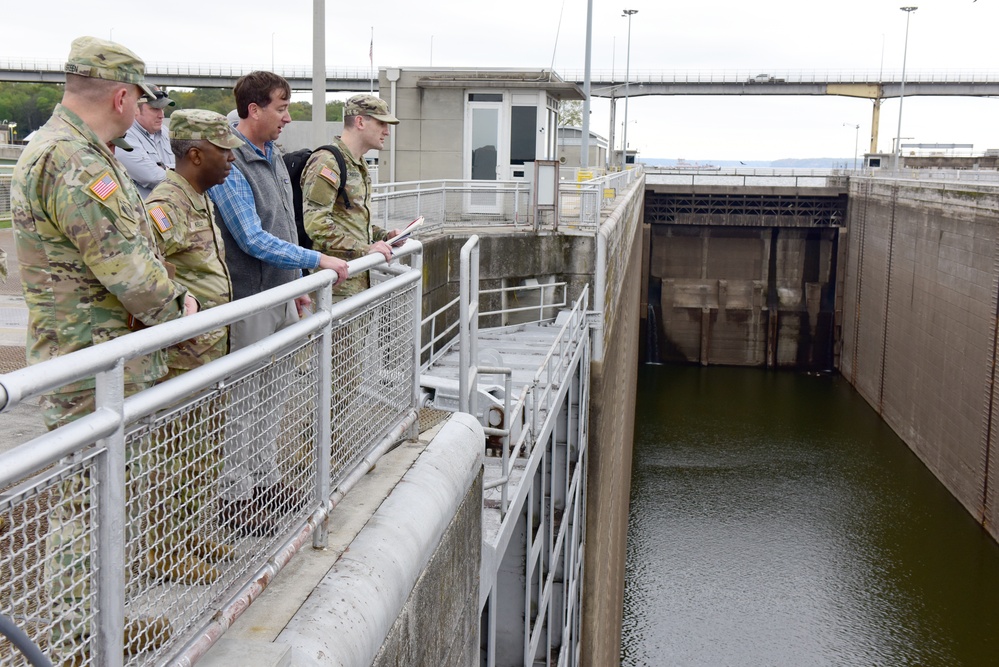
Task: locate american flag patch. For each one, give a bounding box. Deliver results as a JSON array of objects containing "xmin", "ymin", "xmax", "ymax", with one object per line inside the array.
[
  {"xmin": 89, "ymin": 172, "xmax": 119, "ymax": 201},
  {"xmin": 148, "ymin": 206, "xmax": 172, "ymax": 233},
  {"xmin": 318, "ymin": 166, "xmax": 339, "ymax": 186}
]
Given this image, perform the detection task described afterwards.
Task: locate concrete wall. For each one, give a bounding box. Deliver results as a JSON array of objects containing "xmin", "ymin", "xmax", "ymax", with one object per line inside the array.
[
  {"xmin": 840, "ymin": 178, "xmax": 999, "ymax": 540},
  {"xmin": 414, "ymin": 179, "xmax": 645, "ymax": 666},
  {"xmin": 381, "ymin": 70, "xmax": 466, "ymax": 183},
  {"xmin": 372, "ymin": 470, "xmax": 483, "ymax": 667},
  {"xmin": 646, "ymin": 225, "xmax": 838, "ymax": 368},
  {"xmin": 582, "ymin": 177, "xmax": 645, "ymax": 667}
]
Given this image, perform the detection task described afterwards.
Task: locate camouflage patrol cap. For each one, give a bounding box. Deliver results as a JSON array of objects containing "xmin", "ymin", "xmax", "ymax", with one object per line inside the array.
[
  {"xmin": 169, "ymin": 109, "xmax": 244, "ymax": 149},
  {"xmin": 344, "ymin": 94, "xmax": 399, "ymax": 124},
  {"xmin": 65, "ymin": 36, "xmax": 156, "ymax": 100},
  {"xmin": 110, "ymin": 136, "xmax": 134, "ymax": 151}
]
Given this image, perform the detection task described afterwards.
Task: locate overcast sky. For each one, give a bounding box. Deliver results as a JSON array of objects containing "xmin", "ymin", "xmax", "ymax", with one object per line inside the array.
[{"xmin": 5, "ymin": 0, "xmax": 998, "ymax": 161}]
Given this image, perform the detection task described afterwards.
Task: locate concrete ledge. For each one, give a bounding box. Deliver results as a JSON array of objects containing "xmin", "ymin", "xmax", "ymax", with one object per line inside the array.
[{"xmin": 278, "ymin": 413, "xmax": 484, "ymax": 666}]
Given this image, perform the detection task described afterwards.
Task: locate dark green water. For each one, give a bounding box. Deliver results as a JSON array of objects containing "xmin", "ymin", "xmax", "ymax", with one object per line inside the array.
[{"xmin": 622, "ymin": 365, "xmax": 999, "ymax": 667}]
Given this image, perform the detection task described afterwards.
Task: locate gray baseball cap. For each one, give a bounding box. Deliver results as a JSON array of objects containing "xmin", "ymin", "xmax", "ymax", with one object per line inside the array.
[{"xmin": 142, "ymin": 85, "xmax": 174, "ymax": 109}]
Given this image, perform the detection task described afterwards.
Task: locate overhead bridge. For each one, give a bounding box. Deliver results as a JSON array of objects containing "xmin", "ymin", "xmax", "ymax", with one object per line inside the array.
[{"xmin": 2, "ymin": 60, "xmax": 998, "ymax": 99}]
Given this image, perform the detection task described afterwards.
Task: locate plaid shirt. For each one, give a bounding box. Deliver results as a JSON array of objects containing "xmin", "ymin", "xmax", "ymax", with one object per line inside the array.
[{"xmin": 208, "ymin": 134, "xmax": 320, "ymax": 271}]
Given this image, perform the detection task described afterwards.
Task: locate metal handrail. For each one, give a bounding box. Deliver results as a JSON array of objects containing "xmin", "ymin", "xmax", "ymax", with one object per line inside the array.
[{"xmin": 0, "ymin": 242, "xmax": 424, "ymax": 666}]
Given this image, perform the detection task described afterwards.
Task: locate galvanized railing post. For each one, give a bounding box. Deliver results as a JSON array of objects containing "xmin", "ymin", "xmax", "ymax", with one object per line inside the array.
[
  {"xmin": 314, "ymin": 277, "xmax": 333, "ymax": 549},
  {"xmin": 94, "ymin": 359, "xmax": 126, "ymax": 667},
  {"xmin": 459, "ymin": 236, "xmax": 480, "ymax": 416},
  {"xmin": 409, "ymin": 245, "xmax": 424, "ymax": 415}
]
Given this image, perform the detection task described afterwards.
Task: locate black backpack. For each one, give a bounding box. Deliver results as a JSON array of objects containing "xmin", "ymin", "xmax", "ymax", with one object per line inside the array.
[{"xmin": 284, "ymin": 144, "xmax": 351, "ymax": 249}]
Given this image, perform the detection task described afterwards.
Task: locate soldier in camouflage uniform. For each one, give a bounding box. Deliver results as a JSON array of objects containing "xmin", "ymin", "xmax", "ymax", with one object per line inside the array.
[
  {"xmin": 301, "ymin": 94, "xmax": 403, "ymax": 299},
  {"xmin": 11, "ymin": 36, "xmax": 196, "ymax": 660},
  {"xmin": 142, "ymin": 110, "xmax": 244, "ymax": 585},
  {"xmin": 300, "ymin": 95, "xmax": 405, "ymax": 461},
  {"xmin": 0, "ymin": 247, "xmax": 6, "ymax": 283}
]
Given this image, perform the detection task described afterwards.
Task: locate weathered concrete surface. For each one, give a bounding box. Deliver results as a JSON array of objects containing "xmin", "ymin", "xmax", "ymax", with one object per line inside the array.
[
  {"xmin": 276, "ymin": 413, "xmax": 483, "ymax": 666},
  {"xmin": 199, "ymin": 414, "xmax": 484, "ymax": 667},
  {"xmin": 581, "ymin": 177, "xmax": 644, "ymax": 667},
  {"xmin": 840, "ymin": 178, "xmax": 999, "ymax": 541},
  {"xmin": 644, "ymin": 223, "xmax": 838, "ymax": 369}
]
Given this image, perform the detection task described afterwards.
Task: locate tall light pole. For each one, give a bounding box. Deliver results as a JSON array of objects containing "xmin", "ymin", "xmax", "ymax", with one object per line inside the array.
[
  {"xmin": 894, "ymin": 6, "xmax": 917, "ymax": 174},
  {"xmin": 271, "ymin": 32, "xmax": 276, "ymax": 70},
  {"xmin": 843, "ymin": 123, "xmax": 859, "ymax": 170},
  {"xmin": 621, "ymin": 9, "xmax": 638, "ymax": 169}
]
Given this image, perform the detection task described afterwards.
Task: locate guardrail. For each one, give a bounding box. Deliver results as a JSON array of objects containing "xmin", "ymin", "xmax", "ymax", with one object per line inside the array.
[
  {"xmin": 0, "ymin": 245, "xmax": 422, "ymax": 666},
  {"xmin": 0, "ymin": 59, "xmax": 374, "ymax": 81},
  {"xmin": 0, "ymin": 173, "xmax": 10, "ymax": 218},
  {"xmin": 645, "ymin": 169, "xmax": 844, "ymax": 188},
  {"xmin": 559, "ymin": 68, "xmax": 999, "ymax": 85},
  {"xmin": 372, "ymin": 179, "xmax": 532, "ymax": 233},
  {"xmin": 863, "ymin": 168, "xmax": 999, "ymax": 185}
]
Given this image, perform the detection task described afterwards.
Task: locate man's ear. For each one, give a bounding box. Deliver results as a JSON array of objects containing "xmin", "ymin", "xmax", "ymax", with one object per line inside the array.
[
  {"xmin": 188, "ymin": 146, "xmax": 202, "ymax": 166},
  {"xmin": 112, "ymin": 86, "xmax": 132, "ymax": 114}
]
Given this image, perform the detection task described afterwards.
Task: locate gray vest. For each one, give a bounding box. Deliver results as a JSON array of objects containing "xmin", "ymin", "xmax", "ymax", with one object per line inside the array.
[{"xmin": 217, "ymin": 141, "xmax": 299, "ymax": 300}]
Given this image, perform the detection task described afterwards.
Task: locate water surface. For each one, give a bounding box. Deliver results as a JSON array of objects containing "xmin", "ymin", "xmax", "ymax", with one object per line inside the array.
[{"xmin": 622, "ymin": 365, "xmax": 999, "ymax": 666}]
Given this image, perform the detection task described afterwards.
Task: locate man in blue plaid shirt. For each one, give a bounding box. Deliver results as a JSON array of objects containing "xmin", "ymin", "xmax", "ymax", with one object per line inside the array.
[{"xmin": 209, "ymin": 71, "xmax": 348, "ymax": 536}]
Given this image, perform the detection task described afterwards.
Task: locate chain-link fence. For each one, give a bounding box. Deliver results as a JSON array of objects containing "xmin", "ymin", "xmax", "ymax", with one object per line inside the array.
[{"xmin": 0, "ymin": 250, "xmax": 422, "ymax": 666}]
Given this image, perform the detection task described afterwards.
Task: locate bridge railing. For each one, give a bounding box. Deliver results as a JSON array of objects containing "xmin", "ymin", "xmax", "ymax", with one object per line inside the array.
[
  {"xmin": 0, "ymin": 58, "xmax": 373, "ymax": 81},
  {"xmin": 563, "ymin": 68, "xmax": 999, "ymax": 85},
  {"xmin": 0, "ymin": 245, "xmax": 423, "ymax": 666},
  {"xmin": 4, "ymin": 59, "xmax": 998, "ymax": 86}
]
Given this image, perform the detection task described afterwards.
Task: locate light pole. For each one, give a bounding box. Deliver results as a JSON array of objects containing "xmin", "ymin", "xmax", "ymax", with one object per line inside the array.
[
  {"xmin": 271, "ymin": 32, "xmax": 276, "ymax": 70},
  {"xmin": 894, "ymin": 6, "xmax": 917, "ymax": 174},
  {"xmin": 843, "ymin": 123, "xmax": 859, "ymax": 170},
  {"xmin": 621, "ymin": 9, "xmax": 638, "ymax": 169}
]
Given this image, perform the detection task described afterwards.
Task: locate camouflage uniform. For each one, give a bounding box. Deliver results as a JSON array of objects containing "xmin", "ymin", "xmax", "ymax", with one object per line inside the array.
[
  {"xmin": 301, "ymin": 96, "xmax": 400, "ymax": 461},
  {"xmin": 301, "ymin": 95, "xmax": 399, "ymax": 298},
  {"xmin": 0, "ymin": 247, "xmax": 6, "ymax": 283},
  {"xmin": 10, "ymin": 37, "xmax": 181, "ymax": 661},
  {"xmin": 147, "ymin": 169, "xmax": 232, "ymax": 375},
  {"xmin": 141, "ymin": 110, "xmax": 244, "ymax": 582},
  {"xmin": 301, "ymin": 137, "xmax": 388, "ymax": 297},
  {"xmin": 12, "ymin": 103, "xmax": 187, "ymax": 427}
]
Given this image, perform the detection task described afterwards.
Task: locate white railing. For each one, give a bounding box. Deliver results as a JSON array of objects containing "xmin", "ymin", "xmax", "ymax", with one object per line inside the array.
[
  {"xmin": 372, "ymin": 179, "xmax": 532, "ymax": 233},
  {"xmin": 644, "ymin": 168, "xmax": 843, "ymax": 188},
  {"xmin": 0, "ymin": 245, "xmax": 423, "ymax": 666},
  {"xmin": 862, "ymin": 169, "xmax": 999, "ymax": 185}
]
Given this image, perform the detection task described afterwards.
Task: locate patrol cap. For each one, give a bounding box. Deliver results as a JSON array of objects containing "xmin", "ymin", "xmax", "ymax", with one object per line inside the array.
[
  {"xmin": 65, "ymin": 36, "xmax": 156, "ymax": 100},
  {"xmin": 142, "ymin": 85, "xmax": 175, "ymax": 109},
  {"xmin": 344, "ymin": 94, "xmax": 399, "ymax": 124},
  {"xmin": 169, "ymin": 109, "xmax": 244, "ymax": 149},
  {"xmin": 110, "ymin": 136, "xmax": 134, "ymax": 151}
]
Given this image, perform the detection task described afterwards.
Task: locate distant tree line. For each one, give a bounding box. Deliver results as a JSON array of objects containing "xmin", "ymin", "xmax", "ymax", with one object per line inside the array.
[{"xmin": 0, "ymin": 82, "xmax": 346, "ymax": 138}]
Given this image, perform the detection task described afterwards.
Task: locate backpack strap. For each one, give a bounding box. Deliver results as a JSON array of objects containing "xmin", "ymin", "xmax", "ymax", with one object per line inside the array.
[{"xmin": 312, "ymin": 144, "xmax": 352, "ymax": 210}]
